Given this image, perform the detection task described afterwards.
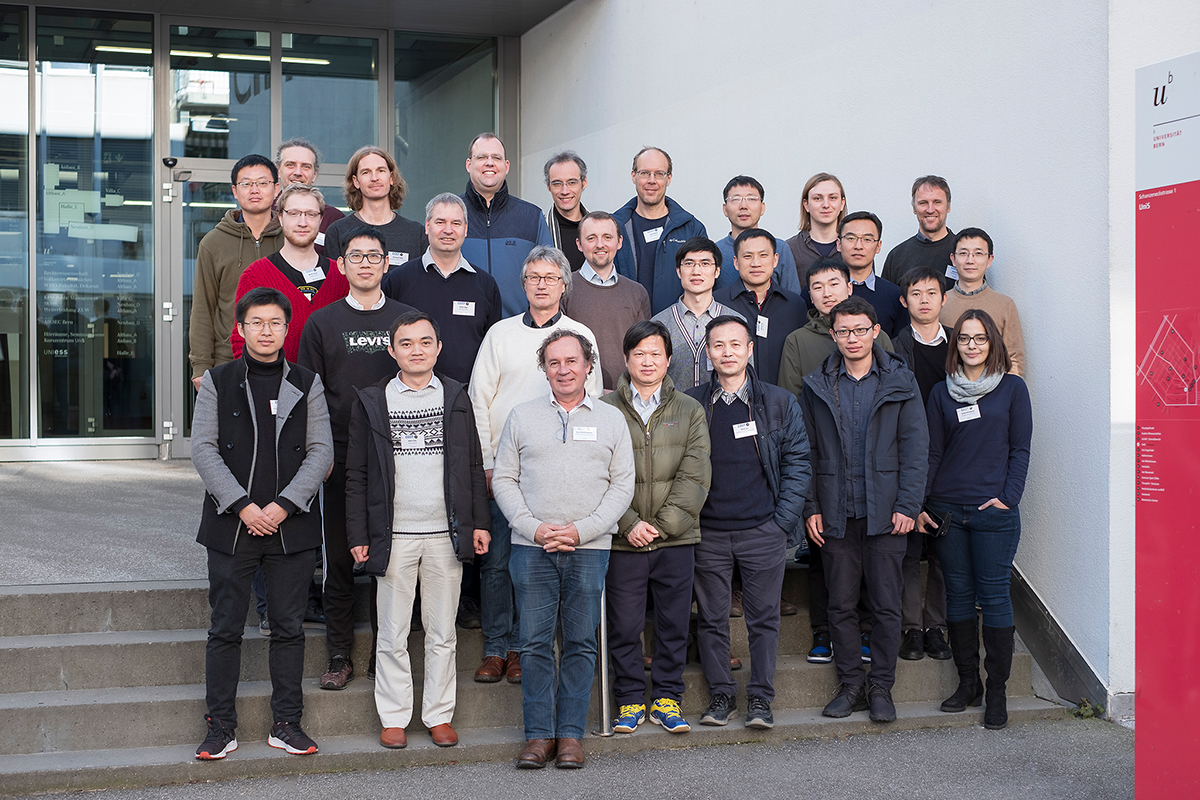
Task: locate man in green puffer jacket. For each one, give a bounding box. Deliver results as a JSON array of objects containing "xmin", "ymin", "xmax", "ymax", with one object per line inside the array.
[{"xmin": 600, "ymin": 320, "xmax": 711, "ymax": 736}]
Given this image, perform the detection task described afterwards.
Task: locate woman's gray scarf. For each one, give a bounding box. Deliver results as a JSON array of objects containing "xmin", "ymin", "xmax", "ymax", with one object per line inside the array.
[{"xmin": 946, "ymin": 369, "xmax": 1003, "ymax": 405}]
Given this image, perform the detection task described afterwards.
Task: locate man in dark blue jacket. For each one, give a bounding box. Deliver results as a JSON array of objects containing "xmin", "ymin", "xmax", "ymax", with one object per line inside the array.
[
  {"xmin": 613, "ymin": 147, "xmax": 708, "ymax": 315},
  {"xmin": 460, "ymin": 133, "xmax": 553, "ymax": 318},
  {"xmin": 686, "ymin": 315, "xmax": 811, "ymax": 732},
  {"xmin": 801, "ymin": 296, "xmax": 929, "ymax": 724}
]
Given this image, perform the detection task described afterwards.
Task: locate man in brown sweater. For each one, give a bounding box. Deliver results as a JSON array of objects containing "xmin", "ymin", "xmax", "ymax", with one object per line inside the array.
[{"xmin": 939, "ymin": 227, "xmax": 1026, "ymax": 376}]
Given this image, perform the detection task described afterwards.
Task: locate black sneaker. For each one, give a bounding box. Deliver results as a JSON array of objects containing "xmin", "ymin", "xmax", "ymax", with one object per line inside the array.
[
  {"xmin": 196, "ymin": 715, "xmax": 237, "ymax": 760},
  {"xmin": 807, "ymin": 630, "xmax": 833, "ymax": 663},
  {"xmin": 304, "ymin": 600, "xmax": 326, "ymax": 627},
  {"xmin": 924, "ymin": 628, "xmax": 952, "ymax": 660},
  {"xmin": 268, "ymin": 721, "xmax": 318, "ymax": 755},
  {"xmin": 899, "ymin": 628, "xmax": 925, "ymax": 660},
  {"xmin": 699, "ymin": 692, "xmax": 736, "ymax": 726},
  {"xmin": 745, "ymin": 695, "xmax": 774, "ymax": 729},
  {"xmin": 868, "ymin": 683, "xmax": 897, "ymax": 722},
  {"xmin": 822, "ymin": 683, "xmax": 868, "ymax": 718},
  {"xmin": 457, "ymin": 596, "xmax": 482, "ymax": 629},
  {"xmin": 367, "ymin": 653, "xmax": 376, "ymax": 680}
]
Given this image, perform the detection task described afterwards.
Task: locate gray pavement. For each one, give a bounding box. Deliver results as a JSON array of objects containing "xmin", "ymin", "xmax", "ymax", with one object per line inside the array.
[
  {"xmin": 14, "ymin": 718, "xmax": 1132, "ymax": 800},
  {"xmin": 0, "ymin": 460, "xmax": 206, "ymax": 585}
]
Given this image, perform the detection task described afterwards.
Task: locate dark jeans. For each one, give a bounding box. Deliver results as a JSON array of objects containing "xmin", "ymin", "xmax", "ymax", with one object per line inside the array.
[
  {"xmin": 823, "ymin": 517, "xmax": 905, "ymax": 690},
  {"xmin": 205, "ymin": 534, "xmax": 316, "ymax": 727},
  {"xmin": 926, "ymin": 501, "xmax": 1021, "ymax": 627},
  {"xmin": 808, "ymin": 540, "xmax": 874, "ymax": 634},
  {"xmin": 481, "ymin": 498, "xmax": 518, "ymax": 658},
  {"xmin": 901, "ymin": 531, "xmax": 947, "ymax": 630},
  {"xmin": 606, "ymin": 545, "xmax": 695, "ymax": 704},
  {"xmin": 322, "ymin": 462, "xmax": 374, "ymax": 659},
  {"xmin": 694, "ymin": 521, "xmax": 786, "ymax": 702}
]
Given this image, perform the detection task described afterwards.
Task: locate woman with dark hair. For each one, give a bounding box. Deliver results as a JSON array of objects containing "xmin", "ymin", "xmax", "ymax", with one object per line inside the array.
[{"xmin": 918, "ymin": 309, "xmax": 1032, "ymax": 730}]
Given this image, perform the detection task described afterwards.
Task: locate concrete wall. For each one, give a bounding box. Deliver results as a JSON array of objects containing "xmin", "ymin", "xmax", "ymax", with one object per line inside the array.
[{"xmin": 519, "ymin": 0, "xmax": 1172, "ymax": 700}]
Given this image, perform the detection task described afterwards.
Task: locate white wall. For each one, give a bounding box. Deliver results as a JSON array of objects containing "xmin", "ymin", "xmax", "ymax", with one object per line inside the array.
[{"xmin": 521, "ymin": 0, "xmax": 1137, "ymax": 693}]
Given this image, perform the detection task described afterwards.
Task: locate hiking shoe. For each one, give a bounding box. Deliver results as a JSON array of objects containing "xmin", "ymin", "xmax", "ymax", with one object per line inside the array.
[
  {"xmin": 807, "ymin": 630, "xmax": 833, "ymax": 663},
  {"xmin": 861, "ymin": 631, "xmax": 872, "ymax": 663},
  {"xmin": 612, "ymin": 703, "xmax": 646, "ymax": 733},
  {"xmin": 319, "ymin": 655, "xmax": 353, "ymax": 690},
  {"xmin": 699, "ymin": 692, "xmax": 736, "ymax": 726},
  {"xmin": 900, "ymin": 628, "xmax": 925, "ymax": 660},
  {"xmin": 268, "ymin": 721, "xmax": 318, "ymax": 755},
  {"xmin": 925, "ymin": 627, "xmax": 952, "ymax": 660},
  {"xmin": 258, "ymin": 615, "xmax": 270, "ymax": 636},
  {"xmin": 649, "ymin": 698, "xmax": 690, "ymax": 733},
  {"xmin": 457, "ymin": 596, "xmax": 482, "ymax": 629},
  {"xmin": 745, "ymin": 695, "xmax": 774, "ymax": 729},
  {"xmin": 196, "ymin": 715, "xmax": 237, "ymax": 760}
]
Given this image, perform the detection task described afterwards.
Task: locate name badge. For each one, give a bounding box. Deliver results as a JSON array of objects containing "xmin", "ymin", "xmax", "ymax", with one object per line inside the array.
[
  {"xmin": 269, "ymin": 399, "xmax": 278, "ymax": 416},
  {"xmin": 733, "ymin": 420, "xmax": 758, "ymax": 439},
  {"xmin": 643, "ymin": 227, "xmax": 664, "ymax": 243},
  {"xmin": 302, "ymin": 265, "xmax": 326, "ymax": 283},
  {"xmin": 756, "ymin": 316, "xmax": 769, "ymax": 338},
  {"xmin": 400, "ymin": 432, "xmax": 426, "ymax": 449},
  {"xmin": 956, "ymin": 404, "xmax": 981, "ymax": 423},
  {"xmin": 453, "ymin": 301, "xmax": 476, "ymax": 317},
  {"xmin": 388, "ymin": 251, "xmax": 409, "ymax": 266},
  {"xmin": 573, "ymin": 426, "xmax": 598, "ymax": 442},
  {"xmin": 945, "ymin": 265, "xmax": 959, "ymax": 281},
  {"xmin": 315, "ymin": 232, "xmax": 325, "ymax": 247},
  {"xmin": 704, "ymin": 354, "xmax": 713, "ymax": 372}
]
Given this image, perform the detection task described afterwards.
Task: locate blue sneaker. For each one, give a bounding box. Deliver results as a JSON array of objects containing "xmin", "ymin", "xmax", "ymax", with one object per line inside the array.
[
  {"xmin": 649, "ymin": 698, "xmax": 691, "ymax": 733},
  {"xmin": 808, "ymin": 630, "xmax": 833, "ymax": 663},
  {"xmin": 613, "ymin": 703, "xmax": 646, "ymax": 733},
  {"xmin": 861, "ymin": 631, "xmax": 872, "ymax": 663}
]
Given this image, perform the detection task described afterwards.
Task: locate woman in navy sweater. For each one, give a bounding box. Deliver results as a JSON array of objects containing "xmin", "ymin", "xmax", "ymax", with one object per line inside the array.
[{"xmin": 917, "ymin": 309, "xmax": 1032, "ymax": 730}]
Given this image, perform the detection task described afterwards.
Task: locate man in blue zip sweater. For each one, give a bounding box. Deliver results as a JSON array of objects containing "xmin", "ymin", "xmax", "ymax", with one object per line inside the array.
[
  {"xmin": 460, "ymin": 133, "xmax": 553, "ymax": 318},
  {"xmin": 613, "ymin": 147, "xmax": 708, "ymax": 315}
]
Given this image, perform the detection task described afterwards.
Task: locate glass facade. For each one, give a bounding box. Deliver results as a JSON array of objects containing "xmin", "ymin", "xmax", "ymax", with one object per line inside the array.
[
  {"xmin": 0, "ymin": 7, "xmax": 28, "ymax": 439},
  {"xmin": 282, "ymin": 32, "xmax": 379, "ymax": 164}
]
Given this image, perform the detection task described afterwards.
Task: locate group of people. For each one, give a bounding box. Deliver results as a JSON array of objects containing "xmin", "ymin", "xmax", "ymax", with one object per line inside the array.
[{"xmin": 188, "ymin": 134, "xmax": 1033, "ymax": 769}]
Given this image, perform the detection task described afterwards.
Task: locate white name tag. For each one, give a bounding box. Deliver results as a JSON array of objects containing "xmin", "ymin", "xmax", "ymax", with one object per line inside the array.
[
  {"xmin": 400, "ymin": 432, "xmax": 426, "ymax": 449},
  {"xmin": 302, "ymin": 265, "xmax": 326, "ymax": 283},
  {"xmin": 643, "ymin": 227, "xmax": 664, "ymax": 243},
  {"xmin": 704, "ymin": 354, "xmax": 713, "ymax": 372},
  {"xmin": 269, "ymin": 399, "xmax": 278, "ymax": 416},
  {"xmin": 573, "ymin": 426, "xmax": 598, "ymax": 442},
  {"xmin": 756, "ymin": 316, "xmax": 769, "ymax": 338},
  {"xmin": 733, "ymin": 420, "xmax": 758, "ymax": 439},
  {"xmin": 453, "ymin": 301, "xmax": 476, "ymax": 317},
  {"xmin": 945, "ymin": 265, "xmax": 959, "ymax": 281},
  {"xmin": 389, "ymin": 251, "xmax": 409, "ymax": 266},
  {"xmin": 315, "ymin": 232, "xmax": 325, "ymax": 247},
  {"xmin": 956, "ymin": 404, "xmax": 981, "ymax": 423}
]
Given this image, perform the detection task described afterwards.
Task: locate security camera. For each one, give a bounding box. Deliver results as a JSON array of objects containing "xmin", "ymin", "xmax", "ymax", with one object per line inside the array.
[{"xmin": 162, "ymin": 157, "xmax": 178, "ymax": 168}]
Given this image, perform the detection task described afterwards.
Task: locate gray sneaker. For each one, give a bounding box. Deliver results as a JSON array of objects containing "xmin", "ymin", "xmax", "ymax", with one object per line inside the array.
[
  {"xmin": 699, "ymin": 692, "xmax": 736, "ymax": 726},
  {"xmin": 745, "ymin": 695, "xmax": 774, "ymax": 729},
  {"xmin": 258, "ymin": 615, "xmax": 270, "ymax": 636}
]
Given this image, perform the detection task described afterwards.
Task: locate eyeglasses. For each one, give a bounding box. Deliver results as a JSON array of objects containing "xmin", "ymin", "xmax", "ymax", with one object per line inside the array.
[
  {"xmin": 524, "ymin": 274, "xmax": 563, "ymax": 286},
  {"xmin": 471, "ymin": 153, "xmax": 504, "ymax": 162},
  {"xmin": 283, "ymin": 209, "xmax": 321, "ymax": 219},
  {"xmin": 726, "ymin": 195, "xmax": 762, "ymax": 205},
  {"xmin": 235, "ymin": 180, "xmax": 276, "ymax": 189},
  {"xmin": 549, "ymin": 179, "xmax": 581, "ymax": 189},
  {"xmin": 241, "ymin": 320, "xmax": 286, "ymax": 332},
  {"xmin": 957, "ymin": 334, "xmax": 989, "ymax": 346},
  {"xmin": 681, "ymin": 259, "xmax": 716, "ymax": 269},
  {"xmin": 635, "ymin": 170, "xmax": 669, "ymax": 181},
  {"xmin": 954, "ymin": 250, "xmax": 991, "ymax": 260},
  {"xmin": 345, "ymin": 252, "xmax": 386, "ymax": 265},
  {"xmin": 831, "ymin": 326, "xmax": 874, "ymax": 339},
  {"xmin": 839, "ymin": 234, "xmax": 878, "ymax": 245}
]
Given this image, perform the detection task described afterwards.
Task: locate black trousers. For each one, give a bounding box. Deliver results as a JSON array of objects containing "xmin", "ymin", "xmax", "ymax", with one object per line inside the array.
[
  {"xmin": 322, "ymin": 462, "xmax": 377, "ymax": 659},
  {"xmin": 606, "ymin": 544, "xmax": 695, "ymax": 704},
  {"xmin": 808, "ymin": 537, "xmax": 874, "ymax": 634},
  {"xmin": 205, "ymin": 534, "xmax": 316, "ymax": 727}
]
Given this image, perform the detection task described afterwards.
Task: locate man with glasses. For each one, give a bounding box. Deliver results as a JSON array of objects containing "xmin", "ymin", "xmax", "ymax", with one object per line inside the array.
[
  {"xmin": 468, "ymin": 247, "xmax": 602, "ymax": 686},
  {"xmin": 881, "ymin": 176, "xmax": 956, "ymax": 290},
  {"xmin": 613, "ymin": 147, "xmax": 708, "ymax": 315},
  {"xmin": 298, "ymin": 227, "xmax": 416, "ymax": 691},
  {"xmin": 940, "ymin": 227, "xmax": 1025, "ymax": 375},
  {"xmin": 190, "ymin": 154, "xmax": 284, "ymax": 391},
  {"xmin": 462, "ymin": 133, "xmax": 554, "ymax": 318},
  {"xmin": 715, "ymin": 176, "xmax": 801, "ymax": 294},
  {"xmin": 542, "ymin": 152, "xmax": 589, "ymax": 272},
  {"xmin": 801, "ymin": 296, "xmax": 928, "ymax": 724},
  {"xmin": 837, "ymin": 211, "xmax": 907, "ymax": 338},
  {"xmin": 275, "ymin": 138, "xmax": 344, "ymax": 257}
]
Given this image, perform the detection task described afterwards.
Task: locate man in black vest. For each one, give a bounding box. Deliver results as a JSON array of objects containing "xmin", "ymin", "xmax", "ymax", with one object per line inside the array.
[{"xmin": 191, "ymin": 286, "xmax": 333, "ymax": 761}]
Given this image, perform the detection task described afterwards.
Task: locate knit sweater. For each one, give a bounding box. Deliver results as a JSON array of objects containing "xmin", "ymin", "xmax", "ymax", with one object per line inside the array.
[
  {"xmin": 880, "ymin": 231, "xmax": 957, "ymax": 290},
  {"xmin": 467, "ymin": 313, "xmax": 603, "ymax": 469},
  {"xmin": 940, "ymin": 283, "xmax": 1026, "ymax": 376},
  {"xmin": 386, "ymin": 376, "xmax": 449, "ymax": 535},
  {"xmin": 492, "ymin": 394, "xmax": 635, "ymax": 549},
  {"xmin": 651, "ymin": 299, "xmax": 745, "ymax": 392},
  {"xmin": 560, "ymin": 274, "xmax": 651, "ymax": 390}
]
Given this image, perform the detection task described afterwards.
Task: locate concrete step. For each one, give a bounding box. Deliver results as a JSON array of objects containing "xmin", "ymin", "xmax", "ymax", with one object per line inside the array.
[
  {"xmin": 0, "ymin": 698, "xmax": 1070, "ymax": 796},
  {"xmin": 0, "ymin": 650, "xmax": 1033, "ymax": 755}
]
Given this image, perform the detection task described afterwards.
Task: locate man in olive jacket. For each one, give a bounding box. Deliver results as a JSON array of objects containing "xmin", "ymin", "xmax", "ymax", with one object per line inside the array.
[{"xmin": 600, "ymin": 320, "xmax": 711, "ymax": 735}]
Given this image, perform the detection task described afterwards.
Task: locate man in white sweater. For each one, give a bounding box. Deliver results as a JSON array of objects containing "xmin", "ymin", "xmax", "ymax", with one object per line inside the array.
[
  {"xmin": 492, "ymin": 329, "xmax": 634, "ymax": 769},
  {"xmin": 467, "ymin": 246, "xmax": 602, "ymax": 685}
]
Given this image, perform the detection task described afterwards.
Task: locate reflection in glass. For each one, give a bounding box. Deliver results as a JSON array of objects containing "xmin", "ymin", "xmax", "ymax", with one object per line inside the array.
[
  {"xmin": 282, "ymin": 33, "xmax": 378, "ymax": 164},
  {"xmin": 394, "ymin": 33, "xmax": 495, "ymax": 215},
  {"xmin": 0, "ymin": 7, "xmax": 28, "ymax": 438},
  {"xmin": 169, "ymin": 26, "xmax": 271, "ymax": 160},
  {"xmin": 35, "ymin": 11, "xmax": 154, "ymax": 437}
]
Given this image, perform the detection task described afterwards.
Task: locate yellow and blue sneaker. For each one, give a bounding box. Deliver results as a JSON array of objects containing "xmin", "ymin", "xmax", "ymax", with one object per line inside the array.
[
  {"xmin": 613, "ymin": 703, "xmax": 646, "ymax": 733},
  {"xmin": 649, "ymin": 698, "xmax": 691, "ymax": 733}
]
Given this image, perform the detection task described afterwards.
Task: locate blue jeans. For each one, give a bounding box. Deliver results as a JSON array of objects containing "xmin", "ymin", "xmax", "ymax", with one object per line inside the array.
[
  {"xmin": 509, "ymin": 543, "xmax": 609, "ymax": 740},
  {"xmin": 926, "ymin": 501, "xmax": 1021, "ymax": 628},
  {"xmin": 480, "ymin": 498, "xmax": 517, "ymax": 658}
]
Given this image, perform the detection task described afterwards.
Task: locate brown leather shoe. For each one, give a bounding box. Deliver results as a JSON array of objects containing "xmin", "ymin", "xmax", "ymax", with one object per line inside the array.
[
  {"xmin": 429, "ymin": 723, "xmax": 458, "ymax": 747},
  {"xmin": 516, "ymin": 738, "xmax": 556, "ymax": 769},
  {"xmin": 474, "ymin": 655, "xmax": 505, "ymax": 683},
  {"xmin": 380, "ymin": 727, "xmax": 407, "ymax": 749},
  {"xmin": 505, "ymin": 650, "xmax": 522, "ymax": 684},
  {"xmin": 555, "ymin": 737, "xmax": 584, "ymax": 769},
  {"xmin": 730, "ymin": 656, "xmax": 743, "ymax": 671},
  {"xmin": 780, "ymin": 598, "xmax": 799, "ymax": 616}
]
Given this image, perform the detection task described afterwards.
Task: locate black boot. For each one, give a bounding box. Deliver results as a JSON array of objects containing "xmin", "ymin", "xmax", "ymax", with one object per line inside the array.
[
  {"xmin": 940, "ymin": 618, "xmax": 983, "ymax": 712},
  {"xmin": 982, "ymin": 625, "xmax": 1015, "ymax": 729}
]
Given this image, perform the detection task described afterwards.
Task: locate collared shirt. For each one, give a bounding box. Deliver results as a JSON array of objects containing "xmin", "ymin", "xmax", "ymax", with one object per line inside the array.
[
  {"xmin": 911, "ymin": 323, "xmax": 948, "ymax": 346},
  {"xmin": 837, "ymin": 359, "xmax": 880, "ymax": 519},
  {"xmin": 390, "ymin": 372, "xmax": 442, "ymax": 396},
  {"xmin": 630, "ymin": 385, "xmax": 662, "ymax": 425},
  {"xmin": 551, "ymin": 391, "xmax": 595, "ymax": 443},
  {"xmin": 712, "ymin": 374, "xmax": 752, "ymax": 407},
  {"xmin": 345, "ymin": 292, "xmax": 387, "ymax": 311},
  {"xmin": 953, "ymin": 279, "xmax": 989, "ymax": 298},
  {"xmin": 421, "ymin": 249, "xmax": 476, "ymax": 278},
  {"xmin": 522, "ymin": 310, "xmax": 563, "ymax": 329},
  {"xmin": 850, "ymin": 270, "xmax": 877, "ymax": 291},
  {"xmin": 579, "ymin": 262, "xmax": 620, "ymax": 287}
]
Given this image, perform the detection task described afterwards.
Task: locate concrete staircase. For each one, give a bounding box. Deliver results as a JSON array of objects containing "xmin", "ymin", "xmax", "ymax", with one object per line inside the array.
[{"xmin": 0, "ymin": 566, "xmax": 1064, "ymax": 794}]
